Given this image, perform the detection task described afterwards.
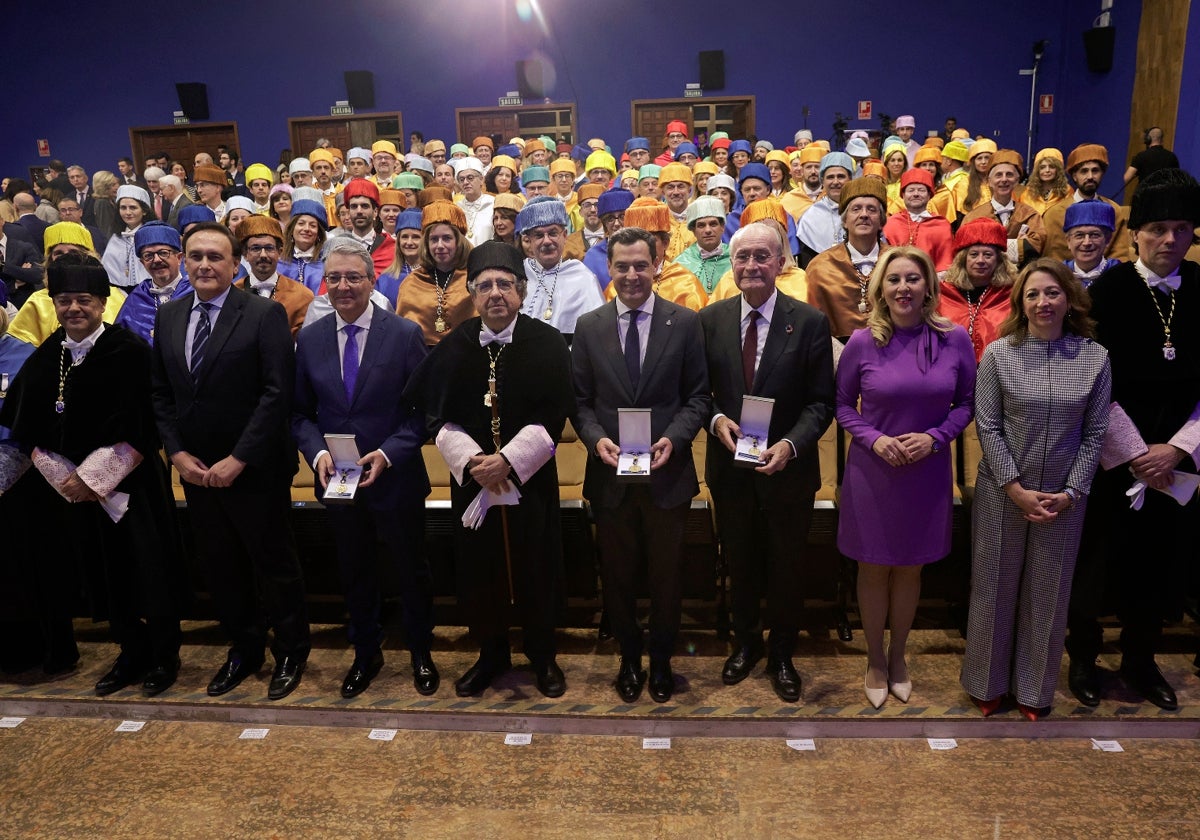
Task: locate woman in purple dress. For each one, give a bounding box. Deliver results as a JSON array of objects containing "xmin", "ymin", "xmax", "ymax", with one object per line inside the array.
[{"xmin": 836, "ymin": 245, "xmax": 976, "ymax": 707}]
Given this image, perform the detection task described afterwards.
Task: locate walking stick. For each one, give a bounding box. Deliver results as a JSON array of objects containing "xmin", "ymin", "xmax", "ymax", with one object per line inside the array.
[{"xmin": 486, "ymin": 371, "xmax": 516, "ymax": 605}]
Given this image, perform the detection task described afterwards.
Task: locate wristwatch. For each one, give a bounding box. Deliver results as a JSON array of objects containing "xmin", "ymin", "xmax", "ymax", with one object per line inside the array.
[
  {"xmin": 1063, "ymin": 487, "xmax": 1079, "ymax": 507},
  {"xmin": 928, "ymin": 434, "xmax": 941, "ymax": 454}
]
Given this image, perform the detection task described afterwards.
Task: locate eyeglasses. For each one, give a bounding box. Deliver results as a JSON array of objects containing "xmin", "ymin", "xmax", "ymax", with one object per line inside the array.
[
  {"xmin": 139, "ymin": 249, "xmax": 179, "ymax": 262},
  {"xmin": 1068, "ymin": 230, "xmax": 1106, "ymax": 242},
  {"xmin": 325, "ymin": 273, "xmax": 368, "ymax": 286},
  {"xmin": 732, "ymin": 250, "xmax": 779, "ymax": 265},
  {"xmin": 246, "ymin": 243, "xmax": 280, "ymax": 254},
  {"xmin": 474, "ymin": 279, "xmax": 516, "ymax": 293}
]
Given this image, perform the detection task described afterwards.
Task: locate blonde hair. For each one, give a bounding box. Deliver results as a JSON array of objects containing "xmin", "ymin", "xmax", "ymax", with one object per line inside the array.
[
  {"xmin": 92, "ymin": 170, "xmax": 118, "ymax": 199},
  {"xmin": 0, "ymin": 307, "xmax": 9, "ymax": 336},
  {"xmin": 941, "ymin": 245, "xmax": 1017, "ymax": 291},
  {"xmin": 865, "ymin": 246, "xmax": 955, "ymax": 346}
]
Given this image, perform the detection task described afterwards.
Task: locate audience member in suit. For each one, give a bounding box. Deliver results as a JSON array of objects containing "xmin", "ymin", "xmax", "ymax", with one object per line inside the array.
[
  {"xmin": 160, "ymin": 175, "xmax": 194, "ymax": 231},
  {"xmin": 150, "ymin": 222, "xmax": 310, "ymax": 701},
  {"xmin": 13, "ymin": 193, "xmax": 50, "ymax": 256},
  {"xmin": 45, "ymin": 160, "xmax": 73, "ymax": 198},
  {"xmin": 54, "ymin": 196, "xmax": 107, "ymax": 257},
  {"xmin": 66, "ymin": 166, "xmax": 96, "ymax": 228},
  {"xmin": 1, "ymin": 226, "xmax": 44, "ymax": 309},
  {"xmin": 292, "ymin": 238, "xmax": 437, "ymax": 699},
  {"xmin": 699, "ymin": 222, "xmax": 835, "ymax": 702},
  {"xmin": 572, "ymin": 227, "xmax": 711, "ymax": 703},
  {"xmin": 117, "ymin": 158, "xmax": 146, "ymax": 189}
]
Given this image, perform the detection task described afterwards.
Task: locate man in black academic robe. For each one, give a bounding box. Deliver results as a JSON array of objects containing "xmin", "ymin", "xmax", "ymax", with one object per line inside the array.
[
  {"xmin": 405, "ymin": 241, "xmax": 575, "ymax": 698},
  {"xmin": 0, "ymin": 260, "xmax": 185, "ymax": 696}
]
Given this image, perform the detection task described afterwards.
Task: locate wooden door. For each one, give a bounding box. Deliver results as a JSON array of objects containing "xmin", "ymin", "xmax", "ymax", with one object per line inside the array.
[
  {"xmin": 129, "ymin": 122, "xmax": 240, "ymax": 174},
  {"xmin": 288, "ymin": 112, "xmax": 405, "ymax": 157},
  {"xmin": 456, "ymin": 103, "xmax": 577, "ymax": 147},
  {"xmin": 632, "ymin": 97, "xmax": 755, "ymax": 149}
]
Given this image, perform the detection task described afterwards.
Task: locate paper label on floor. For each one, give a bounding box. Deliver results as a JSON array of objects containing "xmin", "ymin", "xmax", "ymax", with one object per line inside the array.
[
  {"xmin": 368, "ymin": 729, "xmax": 397, "ymax": 742},
  {"xmin": 786, "ymin": 739, "xmax": 816, "ymax": 751},
  {"xmin": 642, "ymin": 737, "xmax": 671, "ymax": 750},
  {"xmin": 928, "ymin": 738, "xmax": 958, "ymax": 750},
  {"xmin": 1091, "ymin": 739, "xmax": 1124, "ymax": 752},
  {"xmin": 115, "ymin": 720, "xmax": 145, "ymax": 732},
  {"xmin": 0, "ymin": 717, "xmax": 25, "ymax": 728},
  {"xmin": 239, "ymin": 728, "xmax": 269, "ymax": 740},
  {"xmin": 504, "ymin": 733, "xmax": 532, "ymax": 746}
]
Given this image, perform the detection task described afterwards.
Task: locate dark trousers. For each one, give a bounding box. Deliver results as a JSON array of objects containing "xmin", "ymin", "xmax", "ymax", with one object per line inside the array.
[
  {"xmin": 1067, "ymin": 468, "xmax": 1195, "ymax": 667},
  {"xmin": 594, "ymin": 487, "xmax": 687, "ymax": 662},
  {"xmin": 183, "ymin": 483, "xmax": 310, "ymax": 662},
  {"xmin": 713, "ymin": 479, "xmax": 815, "ymax": 658},
  {"xmin": 327, "ymin": 501, "xmax": 432, "ymax": 658},
  {"xmin": 455, "ymin": 493, "xmax": 562, "ymax": 665}
]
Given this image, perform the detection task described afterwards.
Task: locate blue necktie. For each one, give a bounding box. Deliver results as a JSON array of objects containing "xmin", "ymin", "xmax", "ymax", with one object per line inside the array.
[
  {"xmin": 624, "ymin": 310, "xmax": 642, "ymax": 391},
  {"xmin": 190, "ymin": 302, "xmax": 213, "ymax": 379},
  {"xmin": 342, "ymin": 324, "xmax": 361, "ymax": 404}
]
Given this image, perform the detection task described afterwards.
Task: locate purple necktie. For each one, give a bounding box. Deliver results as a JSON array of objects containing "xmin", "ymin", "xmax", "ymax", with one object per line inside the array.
[{"xmin": 342, "ymin": 324, "xmax": 361, "ymax": 404}]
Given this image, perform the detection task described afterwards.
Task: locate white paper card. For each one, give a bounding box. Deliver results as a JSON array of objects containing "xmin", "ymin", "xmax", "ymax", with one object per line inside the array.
[
  {"xmin": 734, "ymin": 396, "xmax": 775, "ymax": 465},
  {"xmin": 368, "ymin": 729, "xmax": 397, "ymax": 741},
  {"xmin": 115, "ymin": 720, "xmax": 145, "ymax": 732},
  {"xmin": 504, "ymin": 733, "xmax": 532, "ymax": 746},
  {"xmin": 322, "ymin": 434, "xmax": 362, "ymax": 503},
  {"xmin": 786, "ymin": 738, "xmax": 816, "ymax": 751},
  {"xmin": 642, "ymin": 737, "xmax": 672, "ymax": 750},
  {"xmin": 0, "ymin": 717, "xmax": 25, "ymax": 728},
  {"xmin": 239, "ymin": 728, "xmax": 270, "ymax": 740},
  {"xmin": 1091, "ymin": 739, "xmax": 1124, "ymax": 752},
  {"xmin": 928, "ymin": 738, "xmax": 958, "ymax": 750}
]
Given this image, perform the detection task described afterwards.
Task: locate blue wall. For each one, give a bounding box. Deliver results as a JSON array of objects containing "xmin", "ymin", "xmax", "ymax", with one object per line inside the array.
[{"xmin": 1, "ymin": 0, "xmax": 1168, "ymax": 192}]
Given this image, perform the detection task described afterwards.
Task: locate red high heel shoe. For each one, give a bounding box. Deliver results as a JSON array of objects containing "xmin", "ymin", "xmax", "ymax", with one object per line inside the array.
[
  {"xmin": 972, "ymin": 694, "xmax": 1003, "ymax": 717},
  {"xmin": 1018, "ymin": 703, "xmax": 1046, "ymax": 722}
]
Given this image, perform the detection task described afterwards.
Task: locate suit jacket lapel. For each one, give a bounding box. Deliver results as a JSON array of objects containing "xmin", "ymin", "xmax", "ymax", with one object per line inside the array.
[
  {"xmin": 167, "ymin": 297, "xmax": 194, "ymax": 391},
  {"xmin": 598, "ymin": 301, "xmax": 635, "ymax": 400},
  {"xmin": 753, "ymin": 295, "xmax": 793, "ymax": 393},
  {"xmin": 637, "ymin": 297, "xmax": 673, "ymax": 399},
  {"xmin": 351, "ymin": 306, "xmax": 389, "ymax": 405},
  {"xmin": 195, "ymin": 287, "xmax": 244, "ymax": 389},
  {"xmin": 722, "ymin": 297, "xmax": 744, "ymax": 398}
]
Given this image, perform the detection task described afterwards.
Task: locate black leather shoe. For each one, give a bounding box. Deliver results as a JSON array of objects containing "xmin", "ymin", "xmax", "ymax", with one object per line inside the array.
[
  {"xmin": 1121, "ymin": 662, "xmax": 1177, "ymax": 711},
  {"xmin": 455, "ymin": 653, "xmax": 511, "ymax": 697},
  {"xmin": 95, "ymin": 655, "xmax": 147, "ymax": 697},
  {"xmin": 648, "ymin": 660, "xmax": 674, "ymax": 703},
  {"xmin": 142, "ymin": 659, "xmax": 181, "ymax": 697},
  {"xmin": 341, "ymin": 651, "xmax": 384, "ymax": 699},
  {"xmin": 767, "ymin": 656, "xmax": 802, "ymax": 703},
  {"xmin": 267, "ymin": 656, "xmax": 306, "ymax": 701},
  {"xmin": 534, "ymin": 659, "xmax": 566, "ymax": 698},
  {"xmin": 412, "ymin": 651, "xmax": 440, "ymax": 696},
  {"xmin": 721, "ymin": 643, "xmax": 764, "ymax": 685},
  {"xmin": 207, "ymin": 654, "xmax": 264, "ymax": 697},
  {"xmin": 1068, "ymin": 658, "xmax": 1102, "ymax": 707},
  {"xmin": 614, "ymin": 657, "xmax": 646, "ymax": 703}
]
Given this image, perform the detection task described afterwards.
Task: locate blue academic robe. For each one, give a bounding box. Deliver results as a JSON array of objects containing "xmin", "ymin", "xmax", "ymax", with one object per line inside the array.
[{"xmin": 114, "ymin": 277, "xmax": 193, "ymax": 346}]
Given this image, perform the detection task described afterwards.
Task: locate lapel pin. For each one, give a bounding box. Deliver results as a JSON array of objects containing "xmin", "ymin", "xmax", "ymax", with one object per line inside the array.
[
  {"xmin": 666, "ymin": 319, "xmax": 672, "ymax": 326},
  {"xmin": 785, "ymin": 324, "xmax": 794, "ymax": 334}
]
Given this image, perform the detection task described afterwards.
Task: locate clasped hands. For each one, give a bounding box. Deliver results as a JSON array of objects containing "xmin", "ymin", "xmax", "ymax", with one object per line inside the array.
[
  {"xmin": 1129, "ymin": 443, "xmax": 1186, "ymax": 491},
  {"xmin": 171, "ymin": 451, "xmax": 246, "ymax": 488},
  {"xmin": 468, "ymin": 452, "xmax": 512, "ymax": 494},
  {"xmin": 1005, "ymin": 482, "xmax": 1072, "ymax": 524},
  {"xmin": 872, "ymin": 433, "xmax": 936, "ymax": 467}
]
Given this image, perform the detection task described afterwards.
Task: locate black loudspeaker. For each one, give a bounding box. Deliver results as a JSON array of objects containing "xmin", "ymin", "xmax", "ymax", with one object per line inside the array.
[
  {"xmin": 699, "ymin": 50, "xmax": 725, "ymax": 90},
  {"xmin": 344, "ymin": 71, "xmax": 375, "ymax": 109},
  {"xmin": 175, "ymin": 82, "xmax": 209, "ymax": 121},
  {"xmin": 1082, "ymin": 27, "xmax": 1116, "ymax": 73},
  {"xmin": 516, "ymin": 60, "xmax": 548, "ymax": 99}
]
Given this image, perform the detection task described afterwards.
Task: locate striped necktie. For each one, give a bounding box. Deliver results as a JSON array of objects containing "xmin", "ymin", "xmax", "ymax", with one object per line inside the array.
[{"xmin": 190, "ymin": 302, "xmax": 214, "ymax": 379}]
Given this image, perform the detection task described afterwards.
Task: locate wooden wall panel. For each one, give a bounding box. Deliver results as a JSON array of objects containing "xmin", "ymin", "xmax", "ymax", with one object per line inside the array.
[{"xmin": 1127, "ymin": 0, "xmax": 1190, "ymax": 196}]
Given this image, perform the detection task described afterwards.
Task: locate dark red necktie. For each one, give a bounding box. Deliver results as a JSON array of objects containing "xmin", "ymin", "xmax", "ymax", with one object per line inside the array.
[{"xmin": 742, "ymin": 310, "xmax": 759, "ymax": 392}]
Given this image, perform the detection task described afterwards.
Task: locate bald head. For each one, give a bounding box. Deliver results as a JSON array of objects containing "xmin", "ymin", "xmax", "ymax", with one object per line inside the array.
[{"xmin": 13, "ymin": 192, "xmax": 37, "ymax": 213}]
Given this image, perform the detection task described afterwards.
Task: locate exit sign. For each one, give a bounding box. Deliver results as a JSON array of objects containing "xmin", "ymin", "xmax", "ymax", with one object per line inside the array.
[
  {"xmin": 331, "ymin": 105, "xmax": 355, "ymax": 116},
  {"xmin": 498, "ymin": 95, "xmax": 523, "ymax": 107},
  {"xmin": 173, "ymin": 115, "xmax": 190, "ymax": 125},
  {"xmin": 684, "ymin": 88, "xmax": 703, "ymax": 98}
]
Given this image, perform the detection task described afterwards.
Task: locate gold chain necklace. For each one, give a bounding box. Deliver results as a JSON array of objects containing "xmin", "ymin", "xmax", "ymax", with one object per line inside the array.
[{"xmin": 1145, "ymin": 283, "xmax": 1178, "ymax": 360}]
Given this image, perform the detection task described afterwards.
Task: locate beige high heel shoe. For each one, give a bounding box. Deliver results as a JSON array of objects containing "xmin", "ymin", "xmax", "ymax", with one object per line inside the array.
[
  {"xmin": 865, "ymin": 668, "xmax": 887, "ymax": 709},
  {"xmin": 887, "ymin": 648, "xmax": 911, "ymax": 703}
]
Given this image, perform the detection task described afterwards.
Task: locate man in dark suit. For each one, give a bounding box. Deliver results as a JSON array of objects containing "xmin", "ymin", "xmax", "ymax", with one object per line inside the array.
[
  {"xmin": 150, "ymin": 221, "xmax": 311, "ymax": 701},
  {"xmin": 54, "ymin": 197, "xmax": 107, "ymax": 258},
  {"xmin": 117, "ymin": 157, "xmax": 146, "ymax": 188},
  {"xmin": 13, "ymin": 193, "xmax": 50, "ymax": 256},
  {"xmin": 66, "ymin": 166, "xmax": 96, "ymax": 227},
  {"xmin": 699, "ymin": 222, "xmax": 835, "ymax": 702},
  {"xmin": 1, "ymin": 225, "xmax": 44, "ymax": 309},
  {"xmin": 291, "ymin": 238, "xmax": 438, "ymax": 699},
  {"xmin": 572, "ymin": 227, "xmax": 710, "ymax": 703},
  {"xmin": 160, "ymin": 175, "xmax": 194, "ymax": 231}
]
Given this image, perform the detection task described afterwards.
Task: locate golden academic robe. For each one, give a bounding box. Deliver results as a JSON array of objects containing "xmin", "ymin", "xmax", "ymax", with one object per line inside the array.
[
  {"xmin": 781, "ymin": 189, "xmax": 818, "ymax": 222},
  {"xmin": 707, "ymin": 265, "xmax": 809, "ymax": 304},
  {"xmin": 396, "ymin": 266, "xmax": 475, "ymax": 345},
  {"xmin": 666, "ymin": 218, "xmax": 696, "ymax": 263},
  {"xmin": 235, "ymin": 275, "xmax": 314, "ymax": 339},
  {"xmin": 961, "ymin": 200, "xmax": 1047, "ymax": 266},
  {"xmin": 806, "ymin": 244, "xmax": 892, "ymax": 338},
  {"xmin": 604, "ymin": 260, "xmax": 707, "ymax": 311}
]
